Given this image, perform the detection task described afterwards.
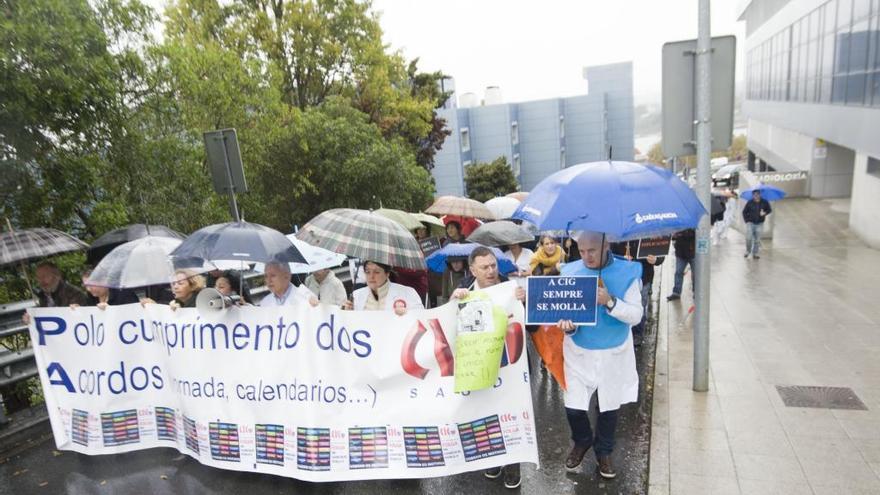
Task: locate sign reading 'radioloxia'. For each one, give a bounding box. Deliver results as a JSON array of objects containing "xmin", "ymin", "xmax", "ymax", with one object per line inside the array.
[{"xmin": 28, "ymin": 282, "xmax": 537, "ymax": 481}]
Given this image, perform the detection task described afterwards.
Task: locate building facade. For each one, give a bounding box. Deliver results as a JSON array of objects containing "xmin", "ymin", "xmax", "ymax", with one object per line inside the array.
[
  {"xmin": 739, "ymin": 0, "xmax": 880, "ymax": 247},
  {"xmin": 431, "ymin": 62, "xmax": 634, "ymax": 196}
]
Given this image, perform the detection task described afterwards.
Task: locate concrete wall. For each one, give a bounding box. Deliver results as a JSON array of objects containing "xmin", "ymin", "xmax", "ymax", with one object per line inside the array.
[
  {"xmin": 563, "ymin": 95, "xmax": 606, "ymax": 165},
  {"xmin": 469, "ymin": 105, "xmax": 513, "ymax": 165},
  {"xmin": 518, "ymin": 99, "xmax": 563, "ymax": 191},
  {"xmin": 585, "ymin": 62, "xmax": 635, "ymax": 160},
  {"xmin": 850, "ymin": 152, "xmax": 880, "ymax": 248},
  {"xmin": 811, "ymin": 142, "xmax": 854, "ymax": 198}
]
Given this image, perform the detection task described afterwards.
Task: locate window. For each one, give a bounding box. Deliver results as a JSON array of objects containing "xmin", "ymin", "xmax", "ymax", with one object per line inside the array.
[
  {"xmin": 511, "ymin": 121, "xmax": 519, "ymax": 145},
  {"xmin": 460, "ymin": 128, "xmax": 470, "ymax": 152},
  {"xmin": 559, "ymin": 115, "xmax": 565, "ymax": 139},
  {"xmin": 867, "ymin": 156, "xmax": 880, "ymax": 176},
  {"xmin": 512, "ymin": 154, "xmax": 521, "ymax": 177},
  {"xmin": 560, "ymin": 148, "xmax": 566, "ymax": 167},
  {"xmin": 462, "ymin": 160, "xmax": 472, "ymax": 167}
]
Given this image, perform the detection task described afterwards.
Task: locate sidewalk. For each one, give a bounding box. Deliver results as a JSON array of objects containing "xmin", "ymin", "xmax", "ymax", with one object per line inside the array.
[{"xmin": 649, "ymin": 198, "xmax": 880, "ymax": 494}]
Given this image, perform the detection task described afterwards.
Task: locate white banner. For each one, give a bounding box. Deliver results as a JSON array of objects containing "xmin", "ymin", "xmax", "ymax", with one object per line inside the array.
[{"xmin": 27, "ymin": 282, "xmax": 537, "ymax": 481}]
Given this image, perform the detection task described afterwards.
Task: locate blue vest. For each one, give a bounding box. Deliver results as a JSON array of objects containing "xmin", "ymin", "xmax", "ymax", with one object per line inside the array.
[{"xmin": 561, "ymin": 254, "xmax": 642, "ymax": 350}]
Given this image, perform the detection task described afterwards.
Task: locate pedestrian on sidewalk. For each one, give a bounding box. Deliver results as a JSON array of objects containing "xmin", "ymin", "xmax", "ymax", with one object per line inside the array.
[
  {"xmin": 556, "ymin": 231, "xmax": 642, "ymax": 480},
  {"xmin": 743, "ymin": 189, "xmax": 772, "ymax": 259},
  {"xmin": 450, "ymin": 246, "xmax": 526, "ymax": 489},
  {"xmin": 666, "ymin": 229, "xmax": 695, "ymax": 301}
]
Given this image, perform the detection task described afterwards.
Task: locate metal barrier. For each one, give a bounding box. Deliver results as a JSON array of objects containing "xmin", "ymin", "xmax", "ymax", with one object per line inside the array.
[{"xmin": 0, "ymin": 299, "xmax": 37, "ymax": 425}]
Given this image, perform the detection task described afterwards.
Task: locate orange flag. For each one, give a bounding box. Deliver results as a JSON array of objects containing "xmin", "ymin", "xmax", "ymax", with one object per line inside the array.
[{"xmin": 530, "ymin": 325, "xmax": 566, "ymax": 390}]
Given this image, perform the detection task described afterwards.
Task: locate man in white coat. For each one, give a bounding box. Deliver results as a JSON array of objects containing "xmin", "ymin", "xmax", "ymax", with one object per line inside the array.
[
  {"xmin": 259, "ymin": 262, "xmax": 314, "ymax": 307},
  {"xmin": 556, "ymin": 231, "xmax": 642, "ymax": 480}
]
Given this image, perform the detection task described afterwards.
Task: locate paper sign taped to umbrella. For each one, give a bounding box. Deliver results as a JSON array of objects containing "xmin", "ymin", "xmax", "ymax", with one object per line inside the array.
[
  {"xmin": 526, "ymin": 276, "xmax": 598, "ymax": 326},
  {"xmin": 636, "ymin": 236, "xmax": 672, "ymax": 259},
  {"xmin": 454, "ymin": 292, "xmax": 508, "ymax": 393}
]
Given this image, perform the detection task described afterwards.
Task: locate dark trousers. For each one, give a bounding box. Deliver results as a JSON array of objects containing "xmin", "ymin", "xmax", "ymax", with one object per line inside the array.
[{"xmin": 566, "ymin": 406, "xmax": 619, "ymax": 457}]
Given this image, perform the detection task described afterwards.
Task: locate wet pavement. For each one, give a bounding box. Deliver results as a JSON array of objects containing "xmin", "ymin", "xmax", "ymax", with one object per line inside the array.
[{"xmin": 1, "ymin": 311, "xmax": 659, "ymax": 494}]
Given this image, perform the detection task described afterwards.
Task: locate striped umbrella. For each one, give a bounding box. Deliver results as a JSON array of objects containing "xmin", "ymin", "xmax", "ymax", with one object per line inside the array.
[
  {"xmin": 0, "ymin": 227, "xmax": 88, "ymax": 266},
  {"xmin": 425, "ymin": 196, "xmax": 496, "ymax": 220},
  {"xmin": 296, "ymin": 209, "xmax": 425, "ymax": 270}
]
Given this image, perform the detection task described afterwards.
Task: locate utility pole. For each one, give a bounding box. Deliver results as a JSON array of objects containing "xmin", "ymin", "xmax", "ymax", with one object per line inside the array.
[{"xmin": 693, "ymin": 0, "xmax": 712, "ymax": 392}]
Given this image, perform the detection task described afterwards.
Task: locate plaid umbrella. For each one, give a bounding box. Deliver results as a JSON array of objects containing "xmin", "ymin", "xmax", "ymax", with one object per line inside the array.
[
  {"xmin": 425, "ymin": 196, "xmax": 496, "ymax": 220},
  {"xmin": 296, "ymin": 209, "xmax": 425, "ymax": 270},
  {"xmin": 0, "ymin": 227, "xmax": 88, "ymax": 266},
  {"xmin": 374, "ymin": 208, "xmax": 423, "ymax": 231},
  {"xmin": 86, "ymin": 224, "xmax": 184, "ymax": 265}
]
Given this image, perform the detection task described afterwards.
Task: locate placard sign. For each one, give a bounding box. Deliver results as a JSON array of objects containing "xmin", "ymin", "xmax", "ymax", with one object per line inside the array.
[
  {"xmin": 636, "ymin": 236, "xmax": 672, "ymax": 259},
  {"xmin": 418, "ymin": 237, "xmax": 442, "ymax": 257},
  {"xmin": 525, "ymin": 276, "xmax": 598, "ymax": 326}
]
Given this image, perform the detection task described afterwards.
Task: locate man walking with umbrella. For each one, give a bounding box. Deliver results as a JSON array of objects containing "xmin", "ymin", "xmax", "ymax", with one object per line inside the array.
[
  {"xmin": 742, "ymin": 189, "xmax": 772, "ymax": 259},
  {"xmin": 260, "ymin": 262, "xmax": 314, "ymax": 307},
  {"xmin": 556, "ymin": 231, "xmax": 643, "ymax": 480}
]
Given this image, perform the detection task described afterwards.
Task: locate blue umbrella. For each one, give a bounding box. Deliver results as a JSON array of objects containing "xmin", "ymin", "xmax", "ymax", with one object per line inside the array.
[
  {"xmin": 511, "ymin": 161, "xmax": 706, "ymax": 241},
  {"xmin": 740, "ymin": 184, "xmax": 786, "ymax": 201},
  {"xmin": 425, "ymin": 243, "xmax": 516, "ymax": 274},
  {"xmin": 171, "ymin": 221, "xmax": 306, "ymax": 264}
]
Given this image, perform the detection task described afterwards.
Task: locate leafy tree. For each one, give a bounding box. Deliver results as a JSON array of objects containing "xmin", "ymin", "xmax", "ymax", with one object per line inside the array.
[{"xmin": 464, "ymin": 157, "xmax": 519, "ymax": 203}]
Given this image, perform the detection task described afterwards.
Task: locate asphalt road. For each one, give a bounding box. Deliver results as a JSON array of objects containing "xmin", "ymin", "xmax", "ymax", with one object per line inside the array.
[{"xmin": 1, "ymin": 306, "xmax": 658, "ymax": 495}]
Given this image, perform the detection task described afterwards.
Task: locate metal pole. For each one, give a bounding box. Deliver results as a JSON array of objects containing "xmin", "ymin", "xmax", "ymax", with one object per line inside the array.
[
  {"xmin": 221, "ymin": 135, "xmax": 241, "ymax": 222},
  {"xmin": 693, "ymin": 0, "xmax": 712, "ymax": 392}
]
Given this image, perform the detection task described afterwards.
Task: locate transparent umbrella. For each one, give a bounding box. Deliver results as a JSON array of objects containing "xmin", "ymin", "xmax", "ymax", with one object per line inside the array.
[{"xmin": 87, "ymin": 236, "xmax": 212, "ymax": 289}]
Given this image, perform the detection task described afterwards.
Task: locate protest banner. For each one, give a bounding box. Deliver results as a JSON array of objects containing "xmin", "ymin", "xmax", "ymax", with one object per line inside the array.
[
  {"xmin": 525, "ymin": 276, "xmax": 598, "ymax": 326},
  {"xmin": 418, "ymin": 237, "xmax": 442, "ymax": 257},
  {"xmin": 635, "ymin": 236, "xmax": 672, "ymax": 259},
  {"xmin": 28, "ymin": 282, "xmax": 536, "ymax": 481}
]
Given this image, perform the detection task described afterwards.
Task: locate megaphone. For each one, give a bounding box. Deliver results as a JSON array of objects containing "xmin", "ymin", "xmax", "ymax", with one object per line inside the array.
[{"xmin": 196, "ymin": 288, "xmax": 239, "ymax": 313}]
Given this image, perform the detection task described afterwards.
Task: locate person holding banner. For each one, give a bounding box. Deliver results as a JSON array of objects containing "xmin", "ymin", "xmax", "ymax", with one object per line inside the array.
[
  {"xmin": 610, "ymin": 241, "xmax": 664, "ymax": 346},
  {"xmin": 450, "ymin": 246, "xmax": 526, "ymax": 489},
  {"xmin": 345, "ymin": 261, "xmax": 423, "ymax": 315},
  {"xmin": 556, "ymin": 231, "xmax": 642, "ymax": 480},
  {"xmin": 259, "ymin": 262, "xmax": 315, "ymax": 307}
]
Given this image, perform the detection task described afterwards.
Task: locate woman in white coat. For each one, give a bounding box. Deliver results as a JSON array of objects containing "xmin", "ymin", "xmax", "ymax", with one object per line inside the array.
[{"xmin": 344, "ymin": 261, "xmax": 424, "ymax": 315}]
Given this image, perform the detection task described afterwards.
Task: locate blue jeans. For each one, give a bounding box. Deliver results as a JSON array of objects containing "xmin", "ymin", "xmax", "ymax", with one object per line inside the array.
[
  {"xmin": 746, "ymin": 222, "xmax": 763, "ymax": 255},
  {"xmin": 672, "ymin": 256, "xmax": 693, "ymax": 296},
  {"xmin": 566, "ymin": 406, "xmax": 619, "ymax": 457}
]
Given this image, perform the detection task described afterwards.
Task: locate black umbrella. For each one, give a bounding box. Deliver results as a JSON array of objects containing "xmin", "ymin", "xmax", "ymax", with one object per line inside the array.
[
  {"xmin": 170, "ymin": 221, "xmax": 306, "ymax": 264},
  {"xmin": 465, "ymin": 220, "xmax": 534, "ymax": 247},
  {"xmin": 87, "ymin": 224, "xmax": 184, "ymax": 265}
]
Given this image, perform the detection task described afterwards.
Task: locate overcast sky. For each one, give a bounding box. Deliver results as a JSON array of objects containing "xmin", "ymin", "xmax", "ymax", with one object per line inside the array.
[{"xmin": 372, "ymin": 0, "xmax": 746, "ymax": 105}]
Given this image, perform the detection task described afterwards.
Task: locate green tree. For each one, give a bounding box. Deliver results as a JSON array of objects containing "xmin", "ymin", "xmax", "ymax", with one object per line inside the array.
[{"xmin": 464, "ymin": 157, "xmax": 519, "ymax": 203}]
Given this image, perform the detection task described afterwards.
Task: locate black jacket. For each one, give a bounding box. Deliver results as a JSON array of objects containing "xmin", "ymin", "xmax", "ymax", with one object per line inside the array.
[
  {"xmin": 457, "ymin": 274, "xmax": 510, "ymax": 290},
  {"xmin": 672, "ymin": 230, "xmax": 696, "ymax": 260},
  {"xmin": 86, "ymin": 289, "xmax": 140, "ymax": 306},
  {"xmin": 742, "ymin": 199, "xmax": 772, "ymax": 224},
  {"xmin": 36, "ymin": 280, "xmax": 87, "ymax": 307}
]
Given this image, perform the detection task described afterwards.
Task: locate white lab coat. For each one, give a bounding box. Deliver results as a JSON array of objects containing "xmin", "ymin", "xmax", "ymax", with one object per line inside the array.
[
  {"xmin": 562, "ymin": 279, "xmax": 641, "ymax": 412},
  {"xmin": 352, "ymin": 282, "xmax": 424, "ymax": 311}
]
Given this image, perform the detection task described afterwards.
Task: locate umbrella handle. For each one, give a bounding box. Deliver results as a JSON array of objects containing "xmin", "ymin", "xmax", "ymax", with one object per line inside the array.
[{"xmin": 5, "ymin": 218, "xmax": 38, "ymax": 304}]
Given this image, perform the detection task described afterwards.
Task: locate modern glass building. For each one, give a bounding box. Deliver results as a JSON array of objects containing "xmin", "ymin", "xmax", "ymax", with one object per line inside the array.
[
  {"xmin": 739, "ymin": 0, "xmax": 880, "ymax": 247},
  {"xmin": 431, "ymin": 62, "xmax": 635, "ymax": 196}
]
